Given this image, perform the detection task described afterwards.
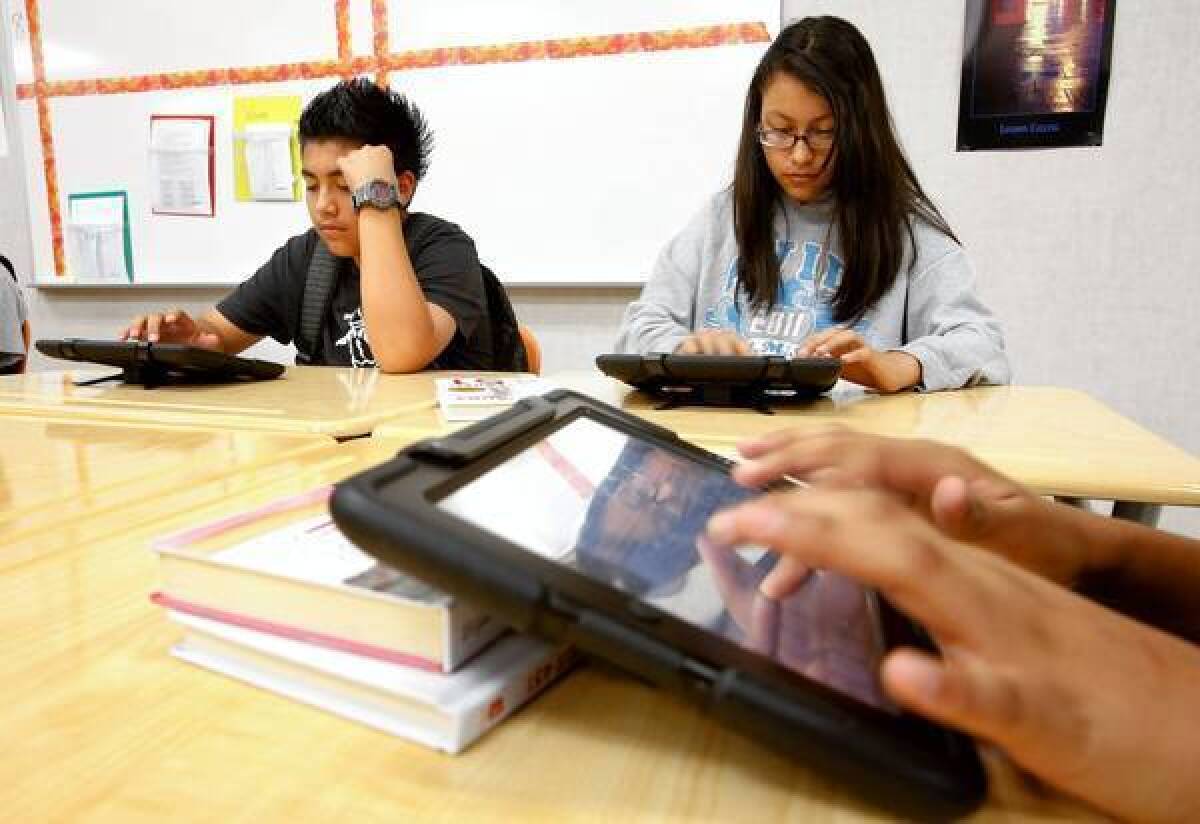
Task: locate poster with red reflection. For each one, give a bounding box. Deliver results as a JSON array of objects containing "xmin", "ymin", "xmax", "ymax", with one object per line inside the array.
[{"xmin": 957, "ymin": 0, "xmax": 1117, "ymax": 150}]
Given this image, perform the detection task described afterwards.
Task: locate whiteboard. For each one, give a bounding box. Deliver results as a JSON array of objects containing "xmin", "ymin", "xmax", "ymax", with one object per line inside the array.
[{"xmin": 8, "ymin": 0, "xmax": 778, "ymax": 285}]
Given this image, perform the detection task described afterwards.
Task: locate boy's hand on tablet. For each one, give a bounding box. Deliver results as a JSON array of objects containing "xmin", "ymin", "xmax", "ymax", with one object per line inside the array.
[
  {"xmin": 675, "ymin": 330, "xmax": 752, "ymax": 356},
  {"xmin": 729, "ymin": 429, "xmax": 1093, "ymax": 587},
  {"xmin": 120, "ymin": 310, "xmax": 222, "ymax": 351},
  {"xmin": 798, "ymin": 328, "xmax": 919, "ymax": 392},
  {"xmin": 706, "ymin": 487, "xmax": 1200, "ymax": 824}
]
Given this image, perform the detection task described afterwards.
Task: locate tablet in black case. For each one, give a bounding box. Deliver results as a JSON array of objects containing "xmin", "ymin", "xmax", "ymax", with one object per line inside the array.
[
  {"xmin": 36, "ymin": 339, "xmax": 285, "ymax": 388},
  {"xmin": 596, "ymin": 353, "xmax": 841, "ymax": 406},
  {"xmin": 331, "ymin": 390, "xmax": 985, "ymax": 819}
]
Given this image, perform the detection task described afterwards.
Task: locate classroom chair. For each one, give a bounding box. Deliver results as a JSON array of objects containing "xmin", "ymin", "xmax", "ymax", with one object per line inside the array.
[{"xmin": 518, "ymin": 324, "xmax": 542, "ymax": 374}]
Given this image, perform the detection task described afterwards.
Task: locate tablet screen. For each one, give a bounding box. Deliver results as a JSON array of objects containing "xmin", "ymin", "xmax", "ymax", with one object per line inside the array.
[{"xmin": 440, "ymin": 416, "xmax": 892, "ymax": 710}]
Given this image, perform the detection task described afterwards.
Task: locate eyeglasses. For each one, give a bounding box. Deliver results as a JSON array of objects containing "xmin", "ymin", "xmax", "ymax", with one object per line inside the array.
[{"xmin": 757, "ymin": 126, "xmax": 836, "ymax": 153}]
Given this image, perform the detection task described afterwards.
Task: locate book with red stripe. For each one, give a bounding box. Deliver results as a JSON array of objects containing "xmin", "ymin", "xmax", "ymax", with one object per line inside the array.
[
  {"xmin": 169, "ymin": 610, "xmax": 576, "ymax": 754},
  {"xmin": 151, "ymin": 485, "xmax": 503, "ymax": 672}
]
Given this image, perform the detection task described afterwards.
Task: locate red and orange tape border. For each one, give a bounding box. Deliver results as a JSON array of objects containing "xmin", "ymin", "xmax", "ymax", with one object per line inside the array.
[{"xmin": 15, "ymin": 1, "xmax": 768, "ymax": 275}]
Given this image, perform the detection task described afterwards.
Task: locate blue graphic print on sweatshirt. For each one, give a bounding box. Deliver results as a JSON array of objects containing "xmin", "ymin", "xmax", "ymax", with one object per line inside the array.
[{"xmin": 702, "ymin": 238, "xmax": 863, "ymax": 357}]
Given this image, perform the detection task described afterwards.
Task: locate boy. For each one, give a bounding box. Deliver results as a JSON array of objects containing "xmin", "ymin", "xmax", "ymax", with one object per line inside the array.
[{"xmin": 122, "ymin": 78, "xmax": 504, "ymax": 372}]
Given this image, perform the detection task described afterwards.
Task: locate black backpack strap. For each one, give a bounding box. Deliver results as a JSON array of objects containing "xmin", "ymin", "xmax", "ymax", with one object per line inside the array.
[
  {"xmin": 0, "ymin": 254, "xmax": 15, "ymax": 283},
  {"xmin": 295, "ymin": 239, "xmax": 342, "ymax": 365},
  {"xmin": 479, "ymin": 264, "xmax": 527, "ymax": 372}
]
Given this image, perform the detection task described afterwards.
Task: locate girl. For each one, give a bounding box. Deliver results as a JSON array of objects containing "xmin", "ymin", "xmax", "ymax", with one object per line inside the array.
[{"xmin": 615, "ymin": 17, "xmax": 1010, "ymax": 392}]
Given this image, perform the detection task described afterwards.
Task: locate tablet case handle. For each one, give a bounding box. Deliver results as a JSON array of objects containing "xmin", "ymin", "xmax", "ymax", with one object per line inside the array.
[
  {"xmin": 410, "ymin": 389, "xmax": 688, "ymax": 466},
  {"xmin": 410, "ymin": 397, "xmax": 557, "ymax": 465}
]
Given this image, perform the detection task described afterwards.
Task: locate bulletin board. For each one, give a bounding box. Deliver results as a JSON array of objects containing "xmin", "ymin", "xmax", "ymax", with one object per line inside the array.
[{"xmin": 7, "ymin": 0, "xmax": 777, "ymax": 285}]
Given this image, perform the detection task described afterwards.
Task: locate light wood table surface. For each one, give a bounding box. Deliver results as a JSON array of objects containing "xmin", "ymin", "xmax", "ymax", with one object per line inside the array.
[
  {"xmin": 0, "ymin": 366, "xmax": 464, "ymax": 437},
  {"xmin": 0, "ymin": 439, "xmax": 1098, "ymax": 823},
  {"xmin": 373, "ymin": 373, "xmax": 1200, "ymax": 518},
  {"xmin": 0, "ymin": 415, "xmax": 333, "ymax": 552}
]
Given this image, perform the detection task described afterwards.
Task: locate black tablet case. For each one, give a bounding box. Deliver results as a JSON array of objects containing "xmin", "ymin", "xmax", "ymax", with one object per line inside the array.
[
  {"xmin": 596, "ymin": 354, "xmax": 841, "ymax": 406},
  {"xmin": 330, "ymin": 390, "xmax": 985, "ymax": 819},
  {"xmin": 36, "ymin": 339, "xmax": 285, "ymax": 388}
]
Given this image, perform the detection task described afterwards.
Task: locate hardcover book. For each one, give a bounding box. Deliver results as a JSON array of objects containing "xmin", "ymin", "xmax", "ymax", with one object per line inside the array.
[
  {"xmin": 151, "ymin": 486, "xmax": 503, "ymax": 672},
  {"xmin": 170, "ymin": 610, "xmax": 576, "ymax": 754}
]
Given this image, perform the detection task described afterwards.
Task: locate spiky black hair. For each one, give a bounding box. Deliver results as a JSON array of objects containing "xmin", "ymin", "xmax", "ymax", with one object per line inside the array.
[{"xmin": 299, "ymin": 77, "xmax": 434, "ymax": 180}]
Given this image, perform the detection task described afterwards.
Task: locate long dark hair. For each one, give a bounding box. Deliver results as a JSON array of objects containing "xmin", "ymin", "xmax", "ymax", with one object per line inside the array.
[{"xmin": 733, "ymin": 16, "xmax": 956, "ymax": 322}]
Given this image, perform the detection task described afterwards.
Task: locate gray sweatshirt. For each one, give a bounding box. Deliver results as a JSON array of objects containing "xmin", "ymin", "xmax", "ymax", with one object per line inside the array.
[{"xmin": 615, "ymin": 190, "xmax": 1010, "ymax": 391}]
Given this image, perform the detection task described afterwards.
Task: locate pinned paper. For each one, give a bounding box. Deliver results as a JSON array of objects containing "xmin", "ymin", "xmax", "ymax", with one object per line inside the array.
[
  {"xmin": 149, "ymin": 115, "xmax": 216, "ymax": 216},
  {"xmin": 67, "ymin": 191, "xmax": 133, "ymax": 281},
  {"xmin": 233, "ymin": 96, "xmax": 302, "ymax": 202},
  {"xmin": 243, "ymin": 123, "xmax": 296, "ymax": 201}
]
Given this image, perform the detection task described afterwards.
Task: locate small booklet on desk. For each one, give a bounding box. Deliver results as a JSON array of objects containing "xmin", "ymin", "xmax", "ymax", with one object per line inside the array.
[
  {"xmin": 435, "ymin": 376, "xmax": 554, "ymax": 422},
  {"xmin": 150, "ymin": 486, "xmax": 503, "ymax": 673},
  {"xmin": 169, "ymin": 610, "xmax": 576, "ymax": 754}
]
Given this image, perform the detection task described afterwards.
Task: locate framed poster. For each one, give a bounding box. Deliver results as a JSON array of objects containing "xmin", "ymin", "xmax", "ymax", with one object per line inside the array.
[{"xmin": 957, "ymin": 0, "xmax": 1117, "ymax": 150}]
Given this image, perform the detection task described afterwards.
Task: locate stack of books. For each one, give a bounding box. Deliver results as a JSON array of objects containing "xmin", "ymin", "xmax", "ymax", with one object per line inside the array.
[{"xmin": 151, "ymin": 486, "xmax": 574, "ymax": 753}]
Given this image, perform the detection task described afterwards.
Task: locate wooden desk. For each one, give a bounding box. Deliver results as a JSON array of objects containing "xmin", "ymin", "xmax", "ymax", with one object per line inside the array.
[
  {"xmin": 372, "ymin": 374, "xmax": 1200, "ymax": 521},
  {"xmin": 0, "ymin": 440, "xmax": 1098, "ymax": 822},
  {"xmin": 0, "ymin": 415, "xmax": 333, "ymax": 550},
  {"xmin": 0, "ymin": 366, "xmax": 453, "ymax": 437}
]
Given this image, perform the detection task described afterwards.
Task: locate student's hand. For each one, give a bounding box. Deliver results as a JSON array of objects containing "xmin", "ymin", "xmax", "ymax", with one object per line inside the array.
[
  {"xmin": 729, "ymin": 429, "xmax": 1094, "ymax": 587},
  {"xmin": 696, "ymin": 536, "xmax": 887, "ymax": 705},
  {"xmin": 120, "ymin": 310, "xmax": 221, "ymax": 350},
  {"xmin": 706, "ymin": 488, "xmax": 1200, "ymax": 824},
  {"xmin": 798, "ymin": 328, "xmax": 920, "ymax": 392},
  {"xmin": 675, "ymin": 330, "xmax": 752, "ymax": 356},
  {"xmin": 337, "ymin": 145, "xmax": 399, "ymax": 191}
]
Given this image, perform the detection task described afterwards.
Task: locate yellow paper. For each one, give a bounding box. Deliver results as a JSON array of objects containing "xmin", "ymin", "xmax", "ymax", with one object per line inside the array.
[{"xmin": 233, "ymin": 96, "xmax": 303, "ymax": 202}]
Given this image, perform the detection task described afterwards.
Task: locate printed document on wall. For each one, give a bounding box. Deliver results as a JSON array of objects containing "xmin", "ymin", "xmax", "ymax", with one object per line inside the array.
[
  {"xmin": 233, "ymin": 95, "xmax": 302, "ymax": 202},
  {"xmin": 244, "ymin": 123, "xmax": 296, "ymax": 201},
  {"xmin": 67, "ymin": 191, "xmax": 133, "ymax": 281},
  {"xmin": 149, "ymin": 115, "xmax": 215, "ymax": 216}
]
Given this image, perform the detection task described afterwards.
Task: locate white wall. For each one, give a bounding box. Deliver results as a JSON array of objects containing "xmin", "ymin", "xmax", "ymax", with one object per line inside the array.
[
  {"xmin": 776, "ymin": 0, "xmax": 1199, "ymax": 535},
  {"xmin": 0, "ymin": 4, "xmax": 32, "ymax": 281},
  {"xmin": 4, "ymin": 1, "xmax": 1197, "ymax": 536},
  {"xmin": 9, "ymin": 0, "xmax": 775, "ymax": 286}
]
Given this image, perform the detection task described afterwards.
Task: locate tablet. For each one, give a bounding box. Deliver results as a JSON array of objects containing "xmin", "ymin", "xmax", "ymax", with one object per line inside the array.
[
  {"xmin": 331, "ymin": 390, "xmax": 986, "ymax": 818},
  {"xmin": 36, "ymin": 339, "xmax": 285, "ymax": 388},
  {"xmin": 596, "ymin": 353, "xmax": 841, "ymax": 406}
]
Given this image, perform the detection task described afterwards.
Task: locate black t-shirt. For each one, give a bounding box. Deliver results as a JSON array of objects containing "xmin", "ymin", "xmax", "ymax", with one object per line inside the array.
[{"xmin": 217, "ymin": 212, "xmax": 494, "ymax": 369}]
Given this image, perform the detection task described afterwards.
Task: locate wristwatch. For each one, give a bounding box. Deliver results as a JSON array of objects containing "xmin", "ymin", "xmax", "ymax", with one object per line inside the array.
[{"xmin": 351, "ymin": 180, "xmax": 401, "ymax": 212}]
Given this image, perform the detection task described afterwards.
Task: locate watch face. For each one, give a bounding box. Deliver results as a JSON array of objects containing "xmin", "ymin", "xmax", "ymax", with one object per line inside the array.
[
  {"xmin": 369, "ymin": 181, "xmax": 394, "ymax": 203},
  {"xmin": 355, "ymin": 180, "xmax": 398, "ymax": 210}
]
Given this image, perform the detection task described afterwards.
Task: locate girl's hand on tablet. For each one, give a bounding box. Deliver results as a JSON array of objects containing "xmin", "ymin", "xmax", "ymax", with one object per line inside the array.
[
  {"xmin": 799, "ymin": 328, "xmax": 920, "ymax": 392},
  {"xmin": 706, "ymin": 487, "xmax": 1200, "ymax": 824},
  {"xmin": 674, "ymin": 330, "xmax": 753, "ymax": 356}
]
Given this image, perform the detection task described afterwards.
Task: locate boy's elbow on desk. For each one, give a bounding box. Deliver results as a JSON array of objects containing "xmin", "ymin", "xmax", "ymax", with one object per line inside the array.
[{"xmin": 373, "ymin": 349, "xmax": 437, "ymax": 374}]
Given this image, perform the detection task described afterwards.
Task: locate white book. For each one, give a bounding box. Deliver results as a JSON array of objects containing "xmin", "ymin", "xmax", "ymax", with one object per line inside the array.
[
  {"xmin": 435, "ymin": 376, "xmax": 554, "ymax": 422},
  {"xmin": 151, "ymin": 486, "xmax": 504, "ymax": 672},
  {"xmin": 169, "ymin": 611, "xmax": 576, "ymax": 754}
]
